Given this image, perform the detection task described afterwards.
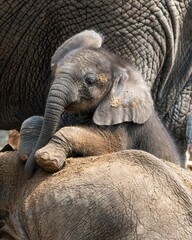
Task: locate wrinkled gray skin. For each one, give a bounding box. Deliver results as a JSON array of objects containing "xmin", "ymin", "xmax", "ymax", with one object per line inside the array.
[
  {"xmin": 186, "ymin": 113, "xmax": 192, "ymax": 158},
  {"xmin": 0, "ymin": 0, "xmax": 192, "ymax": 160},
  {"xmin": 20, "ymin": 31, "xmax": 180, "ymax": 176},
  {"xmin": 0, "ymin": 151, "xmax": 192, "ymax": 239}
]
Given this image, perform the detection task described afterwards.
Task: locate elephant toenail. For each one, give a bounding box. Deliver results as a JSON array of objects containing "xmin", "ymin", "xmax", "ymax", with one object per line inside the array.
[{"xmin": 39, "ymin": 152, "xmax": 50, "ymax": 161}]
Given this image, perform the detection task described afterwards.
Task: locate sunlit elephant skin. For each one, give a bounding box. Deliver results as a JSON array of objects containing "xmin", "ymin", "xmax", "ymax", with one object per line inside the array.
[
  {"xmin": 0, "ymin": 1, "xmax": 192, "ymax": 156},
  {"xmin": 0, "ymin": 151, "xmax": 192, "ymax": 239}
]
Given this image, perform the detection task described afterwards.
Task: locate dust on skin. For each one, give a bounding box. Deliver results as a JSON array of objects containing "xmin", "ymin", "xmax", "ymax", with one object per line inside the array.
[
  {"xmin": 164, "ymin": 159, "xmax": 192, "ymax": 192},
  {"xmin": 53, "ymin": 150, "xmax": 154, "ymax": 179},
  {"xmin": 110, "ymin": 95, "xmax": 122, "ymax": 108},
  {"xmin": 110, "ymin": 95, "xmax": 142, "ymax": 109},
  {"xmin": 97, "ymin": 73, "xmax": 108, "ymax": 85},
  {"xmin": 130, "ymin": 99, "xmax": 138, "ymax": 108}
]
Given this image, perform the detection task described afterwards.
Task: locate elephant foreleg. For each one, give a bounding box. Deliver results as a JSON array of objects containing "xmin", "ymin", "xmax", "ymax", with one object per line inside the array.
[{"xmin": 35, "ymin": 126, "xmax": 122, "ymax": 172}]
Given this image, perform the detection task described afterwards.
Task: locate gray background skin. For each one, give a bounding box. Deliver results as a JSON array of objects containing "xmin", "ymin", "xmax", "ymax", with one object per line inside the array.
[{"xmin": 0, "ymin": 0, "xmax": 192, "ymax": 159}]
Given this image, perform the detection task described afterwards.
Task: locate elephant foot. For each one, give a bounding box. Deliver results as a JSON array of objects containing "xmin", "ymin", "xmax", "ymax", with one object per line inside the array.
[{"xmin": 35, "ymin": 144, "xmax": 66, "ymax": 173}]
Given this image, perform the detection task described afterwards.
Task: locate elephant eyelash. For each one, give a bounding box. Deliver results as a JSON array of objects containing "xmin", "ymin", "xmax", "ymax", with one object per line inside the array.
[
  {"xmin": 85, "ymin": 77, "xmax": 96, "ymax": 86},
  {"xmin": 84, "ymin": 73, "xmax": 97, "ymax": 86}
]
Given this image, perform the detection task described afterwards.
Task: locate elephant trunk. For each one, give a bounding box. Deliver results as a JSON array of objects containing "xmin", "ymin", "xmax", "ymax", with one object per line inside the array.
[{"xmin": 25, "ymin": 70, "xmax": 77, "ymax": 178}]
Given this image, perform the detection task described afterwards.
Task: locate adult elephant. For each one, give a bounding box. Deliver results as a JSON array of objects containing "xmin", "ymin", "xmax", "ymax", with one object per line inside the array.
[
  {"xmin": 0, "ymin": 1, "xmax": 192, "ymax": 156},
  {"xmin": 0, "ymin": 150, "xmax": 192, "ymax": 239}
]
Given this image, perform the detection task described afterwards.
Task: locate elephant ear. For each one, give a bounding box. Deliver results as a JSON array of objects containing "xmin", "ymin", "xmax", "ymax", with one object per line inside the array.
[
  {"xmin": 93, "ymin": 67, "xmax": 154, "ymax": 125},
  {"xmin": 51, "ymin": 30, "xmax": 103, "ymax": 65}
]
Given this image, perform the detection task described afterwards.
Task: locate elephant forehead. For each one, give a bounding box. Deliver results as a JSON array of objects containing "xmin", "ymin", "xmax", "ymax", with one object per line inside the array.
[{"xmin": 63, "ymin": 49, "xmax": 110, "ymax": 68}]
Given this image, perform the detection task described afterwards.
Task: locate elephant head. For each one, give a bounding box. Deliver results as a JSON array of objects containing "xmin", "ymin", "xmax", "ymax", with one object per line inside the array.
[{"xmin": 25, "ymin": 30, "xmax": 153, "ymax": 177}]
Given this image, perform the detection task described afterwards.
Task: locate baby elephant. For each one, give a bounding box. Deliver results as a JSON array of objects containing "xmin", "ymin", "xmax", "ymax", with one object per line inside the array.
[{"xmin": 21, "ymin": 30, "xmax": 180, "ymax": 176}]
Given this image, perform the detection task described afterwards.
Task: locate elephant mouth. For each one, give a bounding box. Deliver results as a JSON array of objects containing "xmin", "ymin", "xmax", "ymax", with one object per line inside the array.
[
  {"xmin": 65, "ymin": 97, "xmax": 97, "ymax": 113},
  {"xmin": 65, "ymin": 103, "xmax": 80, "ymax": 112}
]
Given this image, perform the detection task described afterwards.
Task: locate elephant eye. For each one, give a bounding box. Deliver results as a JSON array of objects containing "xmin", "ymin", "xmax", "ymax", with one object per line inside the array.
[{"xmin": 85, "ymin": 73, "xmax": 96, "ymax": 86}]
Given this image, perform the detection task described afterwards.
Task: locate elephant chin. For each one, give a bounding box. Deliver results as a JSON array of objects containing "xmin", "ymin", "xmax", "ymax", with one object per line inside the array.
[{"xmin": 25, "ymin": 74, "xmax": 78, "ymax": 178}]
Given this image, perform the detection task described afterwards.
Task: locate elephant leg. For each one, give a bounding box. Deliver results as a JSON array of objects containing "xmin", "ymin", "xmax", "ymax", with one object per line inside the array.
[
  {"xmin": 35, "ymin": 126, "xmax": 122, "ymax": 173},
  {"xmin": 18, "ymin": 116, "xmax": 43, "ymax": 161},
  {"xmin": 186, "ymin": 113, "xmax": 192, "ymax": 170},
  {"xmin": 162, "ymin": 79, "xmax": 192, "ymax": 166}
]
